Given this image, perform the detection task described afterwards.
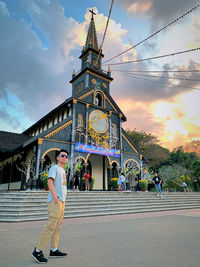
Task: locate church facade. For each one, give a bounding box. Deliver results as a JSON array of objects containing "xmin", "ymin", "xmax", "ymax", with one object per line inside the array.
[{"xmin": 0, "ymin": 13, "xmax": 144, "ymax": 191}]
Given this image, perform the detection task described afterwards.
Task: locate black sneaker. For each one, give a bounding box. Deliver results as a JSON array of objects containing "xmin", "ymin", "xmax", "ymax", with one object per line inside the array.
[
  {"xmin": 49, "ymin": 249, "xmax": 68, "ymax": 258},
  {"xmin": 32, "ymin": 247, "xmax": 48, "ymax": 264}
]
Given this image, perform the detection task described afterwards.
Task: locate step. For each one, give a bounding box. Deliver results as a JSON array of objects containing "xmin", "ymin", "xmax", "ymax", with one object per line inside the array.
[{"xmin": 0, "ymin": 204, "xmax": 199, "ymax": 222}]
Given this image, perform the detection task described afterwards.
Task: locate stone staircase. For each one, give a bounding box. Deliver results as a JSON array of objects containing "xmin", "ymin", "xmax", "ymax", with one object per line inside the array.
[{"xmin": 0, "ymin": 191, "xmax": 200, "ymax": 222}]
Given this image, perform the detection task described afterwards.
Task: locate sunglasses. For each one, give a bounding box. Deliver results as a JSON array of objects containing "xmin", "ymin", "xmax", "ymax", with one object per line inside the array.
[{"xmin": 60, "ymin": 154, "xmax": 69, "ymax": 158}]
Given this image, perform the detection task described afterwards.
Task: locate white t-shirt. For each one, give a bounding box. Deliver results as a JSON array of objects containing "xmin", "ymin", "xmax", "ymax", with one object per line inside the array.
[
  {"xmin": 119, "ymin": 175, "xmax": 125, "ymax": 183},
  {"xmin": 46, "ymin": 165, "xmax": 67, "ymax": 203}
]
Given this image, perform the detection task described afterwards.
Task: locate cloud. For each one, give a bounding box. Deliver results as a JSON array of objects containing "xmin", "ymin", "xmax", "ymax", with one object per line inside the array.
[
  {"xmin": 119, "ymin": 0, "xmax": 199, "ymax": 23},
  {"xmin": 0, "ymin": 107, "xmax": 22, "ymax": 130},
  {"xmin": 0, "ymin": 0, "xmax": 84, "ymax": 130},
  {"xmin": 0, "ymin": 1, "xmax": 199, "ymax": 150}
]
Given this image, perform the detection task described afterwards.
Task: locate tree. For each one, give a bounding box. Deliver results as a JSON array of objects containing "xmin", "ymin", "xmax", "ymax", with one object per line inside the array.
[
  {"xmin": 145, "ymin": 144, "xmax": 170, "ymax": 170},
  {"xmin": 184, "ymin": 140, "xmax": 200, "ymax": 156},
  {"xmin": 159, "ymin": 164, "xmax": 192, "ymax": 191},
  {"xmin": 126, "ymin": 129, "xmax": 170, "ymax": 169},
  {"xmin": 167, "ymin": 146, "xmax": 199, "ymax": 169},
  {"xmin": 191, "ymin": 160, "xmax": 200, "ymax": 191},
  {"xmin": 126, "ymin": 128, "xmax": 158, "ymax": 154}
]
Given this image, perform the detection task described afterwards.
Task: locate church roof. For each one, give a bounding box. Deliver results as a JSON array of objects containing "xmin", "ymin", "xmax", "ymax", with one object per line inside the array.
[
  {"xmin": 0, "ymin": 131, "xmax": 31, "ymax": 153},
  {"xmin": 23, "ymin": 98, "xmax": 73, "ymax": 134}
]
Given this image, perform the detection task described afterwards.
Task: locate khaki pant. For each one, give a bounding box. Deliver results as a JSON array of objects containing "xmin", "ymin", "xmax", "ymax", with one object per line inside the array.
[{"xmin": 37, "ymin": 200, "xmax": 65, "ymax": 251}]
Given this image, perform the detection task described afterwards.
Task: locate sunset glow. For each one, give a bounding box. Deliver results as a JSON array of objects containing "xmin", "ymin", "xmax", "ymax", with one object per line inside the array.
[{"xmin": 0, "ymin": 0, "xmax": 199, "ymax": 151}]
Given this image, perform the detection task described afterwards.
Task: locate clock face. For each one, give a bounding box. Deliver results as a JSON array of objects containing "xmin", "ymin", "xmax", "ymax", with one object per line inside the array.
[{"xmin": 89, "ymin": 110, "xmax": 108, "ymax": 133}]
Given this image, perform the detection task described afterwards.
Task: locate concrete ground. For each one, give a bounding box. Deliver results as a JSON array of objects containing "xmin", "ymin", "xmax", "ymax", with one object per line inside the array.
[{"xmin": 0, "ymin": 209, "xmax": 200, "ymax": 267}]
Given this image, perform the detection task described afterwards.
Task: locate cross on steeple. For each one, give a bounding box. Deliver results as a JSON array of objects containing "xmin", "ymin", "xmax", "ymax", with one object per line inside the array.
[{"xmin": 89, "ymin": 9, "xmax": 96, "ymax": 20}]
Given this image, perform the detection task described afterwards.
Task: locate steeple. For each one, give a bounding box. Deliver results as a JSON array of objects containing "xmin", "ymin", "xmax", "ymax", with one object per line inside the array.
[
  {"xmin": 70, "ymin": 10, "xmax": 113, "ymax": 97},
  {"xmin": 84, "ymin": 9, "xmax": 98, "ymax": 51}
]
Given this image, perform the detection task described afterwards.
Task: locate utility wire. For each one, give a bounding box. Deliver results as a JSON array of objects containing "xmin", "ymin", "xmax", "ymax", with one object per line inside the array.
[
  {"xmin": 103, "ymin": 3, "xmax": 200, "ymax": 64},
  {"xmin": 118, "ymin": 72, "xmax": 200, "ymax": 82},
  {"xmin": 103, "ymin": 47, "xmax": 200, "ymax": 66},
  {"xmin": 121, "ymin": 73, "xmax": 200, "ymax": 91},
  {"xmin": 96, "ymin": 0, "xmax": 114, "ymax": 65},
  {"xmin": 110, "ymin": 69, "xmax": 200, "ymax": 73}
]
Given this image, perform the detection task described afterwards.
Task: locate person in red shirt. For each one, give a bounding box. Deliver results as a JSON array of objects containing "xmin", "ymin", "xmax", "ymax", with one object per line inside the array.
[{"xmin": 84, "ymin": 170, "xmax": 90, "ymax": 191}]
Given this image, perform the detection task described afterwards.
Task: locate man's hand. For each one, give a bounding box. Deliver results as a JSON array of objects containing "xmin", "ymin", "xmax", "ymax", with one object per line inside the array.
[
  {"xmin": 54, "ymin": 195, "xmax": 59, "ymax": 205},
  {"xmin": 48, "ymin": 178, "xmax": 59, "ymax": 204}
]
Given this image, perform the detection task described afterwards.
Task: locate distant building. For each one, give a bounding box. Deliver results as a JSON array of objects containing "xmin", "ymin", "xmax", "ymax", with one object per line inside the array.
[{"xmin": 0, "ymin": 12, "xmax": 144, "ymax": 191}]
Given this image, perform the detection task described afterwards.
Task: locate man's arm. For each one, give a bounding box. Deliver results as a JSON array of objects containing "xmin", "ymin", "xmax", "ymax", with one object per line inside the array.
[{"xmin": 48, "ymin": 178, "xmax": 59, "ymax": 204}]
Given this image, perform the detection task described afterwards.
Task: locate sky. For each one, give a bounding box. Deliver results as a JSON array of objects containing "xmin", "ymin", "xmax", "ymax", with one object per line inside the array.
[{"xmin": 0, "ymin": 0, "xmax": 200, "ymax": 150}]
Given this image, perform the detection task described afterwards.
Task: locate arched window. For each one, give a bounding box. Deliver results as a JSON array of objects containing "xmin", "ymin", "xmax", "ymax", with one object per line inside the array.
[
  {"xmin": 113, "ymin": 124, "xmax": 117, "ymax": 137},
  {"xmin": 77, "ymin": 114, "xmax": 83, "ymax": 128},
  {"xmin": 94, "ymin": 92, "xmax": 103, "ymax": 107}
]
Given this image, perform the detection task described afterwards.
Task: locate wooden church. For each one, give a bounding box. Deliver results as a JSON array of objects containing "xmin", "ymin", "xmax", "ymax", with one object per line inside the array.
[{"xmin": 0, "ymin": 12, "xmax": 144, "ymax": 191}]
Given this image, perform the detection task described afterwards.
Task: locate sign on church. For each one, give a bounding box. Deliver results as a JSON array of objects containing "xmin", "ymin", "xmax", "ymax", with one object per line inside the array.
[{"xmin": 75, "ymin": 142, "xmax": 120, "ymax": 158}]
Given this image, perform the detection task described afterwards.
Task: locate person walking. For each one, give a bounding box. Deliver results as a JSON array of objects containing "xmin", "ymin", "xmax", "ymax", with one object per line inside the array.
[
  {"xmin": 117, "ymin": 175, "xmax": 122, "ymax": 191},
  {"xmin": 119, "ymin": 173, "xmax": 126, "ymax": 191},
  {"xmin": 152, "ymin": 171, "xmax": 162, "ymax": 197},
  {"xmin": 32, "ymin": 149, "xmax": 68, "ymax": 264}
]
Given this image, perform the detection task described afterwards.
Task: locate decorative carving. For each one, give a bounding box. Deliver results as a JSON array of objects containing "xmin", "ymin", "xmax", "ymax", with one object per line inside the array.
[{"xmin": 38, "ymin": 138, "xmax": 43, "ymax": 145}]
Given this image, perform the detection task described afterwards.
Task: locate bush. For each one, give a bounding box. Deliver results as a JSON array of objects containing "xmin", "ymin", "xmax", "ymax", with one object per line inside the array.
[
  {"xmin": 82, "ymin": 176, "xmax": 95, "ymax": 189},
  {"xmin": 41, "ymin": 172, "xmax": 48, "ymax": 189},
  {"xmin": 111, "ymin": 178, "xmax": 118, "ymax": 189},
  {"xmin": 139, "ymin": 179, "xmax": 148, "ymax": 191},
  {"xmin": 90, "ymin": 177, "xmax": 95, "ymax": 189}
]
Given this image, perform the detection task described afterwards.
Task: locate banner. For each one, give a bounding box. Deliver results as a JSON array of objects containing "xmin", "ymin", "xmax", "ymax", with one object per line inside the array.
[{"xmin": 74, "ymin": 142, "xmax": 120, "ymax": 158}]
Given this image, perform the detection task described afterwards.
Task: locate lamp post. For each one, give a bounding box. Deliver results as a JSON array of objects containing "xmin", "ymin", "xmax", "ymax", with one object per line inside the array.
[
  {"xmin": 139, "ymin": 155, "xmax": 143, "ymax": 180},
  {"xmin": 107, "ymin": 165, "xmax": 113, "ymax": 191},
  {"xmin": 32, "ymin": 156, "xmax": 37, "ymax": 190}
]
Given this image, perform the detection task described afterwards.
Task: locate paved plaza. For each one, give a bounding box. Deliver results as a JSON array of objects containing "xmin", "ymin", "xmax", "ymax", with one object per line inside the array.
[{"xmin": 0, "ymin": 209, "xmax": 200, "ymax": 267}]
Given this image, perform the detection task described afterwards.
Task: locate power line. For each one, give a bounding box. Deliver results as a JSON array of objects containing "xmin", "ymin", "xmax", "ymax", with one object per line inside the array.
[
  {"xmin": 103, "ymin": 47, "xmax": 200, "ymax": 66},
  {"xmin": 118, "ymin": 72, "xmax": 200, "ymax": 82},
  {"xmin": 103, "ymin": 3, "xmax": 200, "ymax": 64},
  {"xmin": 110, "ymin": 69, "xmax": 200, "ymax": 73},
  {"xmin": 96, "ymin": 0, "xmax": 114, "ymax": 65},
  {"xmin": 121, "ymin": 73, "xmax": 200, "ymax": 92}
]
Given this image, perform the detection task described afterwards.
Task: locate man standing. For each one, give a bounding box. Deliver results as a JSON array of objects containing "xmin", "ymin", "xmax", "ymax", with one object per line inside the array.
[
  {"xmin": 152, "ymin": 171, "xmax": 162, "ymax": 197},
  {"xmin": 32, "ymin": 149, "xmax": 68, "ymax": 264}
]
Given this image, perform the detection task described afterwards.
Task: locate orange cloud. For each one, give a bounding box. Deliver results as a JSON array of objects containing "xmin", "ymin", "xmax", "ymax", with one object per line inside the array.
[{"xmin": 127, "ymin": 0, "xmax": 152, "ymax": 13}]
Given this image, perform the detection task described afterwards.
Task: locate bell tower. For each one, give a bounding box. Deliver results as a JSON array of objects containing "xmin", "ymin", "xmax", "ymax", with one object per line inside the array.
[{"xmin": 70, "ymin": 10, "xmax": 113, "ymax": 96}]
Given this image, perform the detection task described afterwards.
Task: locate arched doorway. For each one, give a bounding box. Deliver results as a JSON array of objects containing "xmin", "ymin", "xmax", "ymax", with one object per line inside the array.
[
  {"xmin": 86, "ymin": 154, "xmax": 110, "ymax": 190},
  {"xmin": 124, "ymin": 159, "xmax": 140, "ymax": 190}
]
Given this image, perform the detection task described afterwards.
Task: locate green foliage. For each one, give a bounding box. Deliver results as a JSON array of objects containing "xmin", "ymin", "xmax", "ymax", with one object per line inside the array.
[
  {"xmin": 167, "ymin": 146, "xmax": 199, "ymax": 169},
  {"xmin": 126, "ymin": 128, "xmax": 200, "ymax": 191},
  {"xmin": 82, "ymin": 176, "xmax": 95, "ymax": 189},
  {"xmin": 191, "ymin": 160, "xmax": 200, "ymax": 177},
  {"xmin": 41, "ymin": 172, "xmax": 48, "ymax": 189},
  {"xmin": 90, "ymin": 177, "xmax": 95, "ymax": 189},
  {"xmin": 159, "ymin": 164, "xmax": 192, "ymax": 191},
  {"xmin": 126, "ymin": 128, "xmax": 158, "ymax": 153},
  {"xmin": 126, "ymin": 128, "xmax": 170, "ymax": 169},
  {"xmin": 74, "ymin": 161, "xmax": 83, "ymax": 174},
  {"xmin": 138, "ymin": 179, "xmax": 148, "ymax": 191},
  {"xmin": 110, "ymin": 178, "xmax": 118, "ymax": 189}
]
